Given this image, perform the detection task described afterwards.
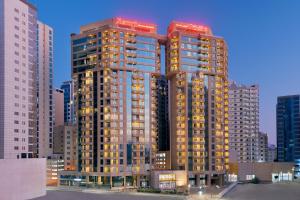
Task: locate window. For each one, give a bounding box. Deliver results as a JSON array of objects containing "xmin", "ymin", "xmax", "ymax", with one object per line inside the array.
[
  {"xmin": 246, "ymin": 175, "xmax": 255, "ymax": 180},
  {"xmin": 72, "ymin": 38, "xmax": 87, "ymax": 45}
]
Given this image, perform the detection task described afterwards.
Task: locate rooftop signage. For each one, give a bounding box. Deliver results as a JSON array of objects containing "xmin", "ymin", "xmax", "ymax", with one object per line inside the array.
[
  {"xmin": 115, "ymin": 17, "xmax": 157, "ymax": 33},
  {"xmin": 169, "ymin": 21, "xmax": 212, "ymax": 35}
]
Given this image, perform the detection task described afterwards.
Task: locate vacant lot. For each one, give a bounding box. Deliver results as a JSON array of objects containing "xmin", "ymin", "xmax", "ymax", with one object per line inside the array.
[{"xmin": 222, "ymin": 183, "xmax": 300, "ymax": 200}]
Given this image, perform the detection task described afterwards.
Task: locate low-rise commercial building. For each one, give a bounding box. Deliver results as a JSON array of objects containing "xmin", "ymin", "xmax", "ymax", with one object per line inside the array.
[
  {"xmin": 229, "ymin": 162, "xmax": 295, "ymax": 183},
  {"xmin": 47, "ymin": 155, "xmax": 64, "ymax": 186}
]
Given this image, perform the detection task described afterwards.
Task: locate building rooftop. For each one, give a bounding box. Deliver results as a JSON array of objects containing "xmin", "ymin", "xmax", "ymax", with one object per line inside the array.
[
  {"xmin": 79, "ymin": 17, "xmax": 157, "ymax": 34},
  {"xmin": 229, "ymin": 81, "xmax": 259, "ymax": 90},
  {"xmin": 168, "ymin": 21, "xmax": 212, "ymax": 35},
  {"xmin": 20, "ymin": 0, "xmax": 37, "ymax": 10},
  {"xmin": 277, "ymin": 94, "xmax": 300, "ymax": 99}
]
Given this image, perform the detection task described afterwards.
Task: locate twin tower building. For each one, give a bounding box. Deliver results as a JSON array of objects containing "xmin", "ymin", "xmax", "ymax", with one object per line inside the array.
[{"xmin": 67, "ymin": 18, "xmax": 229, "ymax": 188}]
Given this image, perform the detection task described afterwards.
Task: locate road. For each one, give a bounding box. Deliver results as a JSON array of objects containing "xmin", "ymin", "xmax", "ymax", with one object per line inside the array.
[
  {"xmin": 33, "ymin": 183, "xmax": 300, "ymax": 200},
  {"xmin": 32, "ymin": 190, "xmax": 185, "ymax": 200},
  {"xmin": 222, "ymin": 183, "xmax": 300, "ymax": 200}
]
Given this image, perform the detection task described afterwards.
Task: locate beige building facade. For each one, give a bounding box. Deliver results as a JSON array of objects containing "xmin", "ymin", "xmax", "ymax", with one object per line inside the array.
[
  {"xmin": 64, "ymin": 124, "xmax": 77, "ymax": 171},
  {"xmin": 54, "ymin": 88, "xmax": 64, "ymax": 127},
  {"xmin": 229, "ymin": 82, "xmax": 259, "ymax": 163}
]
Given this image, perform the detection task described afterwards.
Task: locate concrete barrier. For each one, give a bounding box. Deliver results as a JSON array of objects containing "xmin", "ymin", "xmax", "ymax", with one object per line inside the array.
[{"xmin": 0, "ymin": 158, "xmax": 46, "ymax": 200}]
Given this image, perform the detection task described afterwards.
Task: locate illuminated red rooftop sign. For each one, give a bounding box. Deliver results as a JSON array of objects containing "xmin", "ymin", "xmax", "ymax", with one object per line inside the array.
[
  {"xmin": 168, "ymin": 21, "xmax": 212, "ymax": 35},
  {"xmin": 114, "ymin": 17, "xmax": 157, "ymax": 33}
]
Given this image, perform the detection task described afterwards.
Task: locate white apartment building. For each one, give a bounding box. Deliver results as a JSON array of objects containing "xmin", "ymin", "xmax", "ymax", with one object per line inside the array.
[
  {"xmin": 0, "ymin": 0, "xmax": 37, "ymax": 159},
  {"xmin": 229, "ymin": 82, "xmax": 259, "ymax": 162},
  {"xmin": 37, "ymin": 21, "xmax": 54, "ymax": 158}
]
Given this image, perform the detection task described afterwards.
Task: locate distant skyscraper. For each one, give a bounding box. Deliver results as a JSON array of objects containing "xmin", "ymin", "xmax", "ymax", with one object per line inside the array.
[
  {"xmin": 36, "ymin": 21, "xmax": 54, "ymax": 158},
  {"xmin": 60, "ymin": 80, "xmax": 75, "ymax": 124},
  {"xmin": 258, "ymin": 132, "xmax": 268, "ymax": 162},
  {"xmin": 64, "ymin": 124, "xmax": 77, "ymax": 171},
  {"xmin": 54, "ymin": 89, "xmax": 64, "ymax": 127},
  {"xmin": 166, "ymin": 21, "xmax": 229, "ymax": 185},
  {"xmin": 0, "ymin": 0, "xmax": 37, "ymax": 159},
  {"xmin": 53, "ymin": 88, "xmax": 64, "ymax": 156},
  {"xmin": 268, "ymin": 144, "xmax": 277, "ymax": 162},
  {"xmin": 277, "ymin": 95, "xmax": 300, "ymax": 162},
  {"xmin": 53, "ymin": 125, "xmax": 64, "ymax": 155},
  {"xmin": 229, "ymin": 82, "xmax": 259, "ymax": 162}
]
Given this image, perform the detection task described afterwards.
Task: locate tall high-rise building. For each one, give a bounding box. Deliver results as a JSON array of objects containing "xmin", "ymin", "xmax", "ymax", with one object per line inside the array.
[
  {"xmin": 228, "ymin": 82, "xmax": 259, "ymax": 163},
  {"xmin": 277, "ymin": 95, "xmax": 300, "ymax": 162},
  {"xmin": 71, "ymin": 18, "xmax": 161, "ymax": 186},
  {"xmin": 36, "ymin": 21, "xmax": 54, "ymax": 158},
  {"xmin": 0, "ymin": 0, "xmax": 37, "ymax": 159},
  {"xmin": 61, "ymin": 18, "xmax": 229, "ymax": 188},
  {"xmin": 60, "ymin": 80, "xmax": 75, "ymax": 124},
  {"xmin": 258, "ymin": 132, "xmax": 268, "ymax": 162},
  {"xmin": 166, "ymin": 22, "xmax": 229, "ymax": 185}
]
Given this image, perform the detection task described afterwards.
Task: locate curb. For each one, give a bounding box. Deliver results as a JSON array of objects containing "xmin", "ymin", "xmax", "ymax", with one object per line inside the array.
[{"xmin": 217, "ymin": 182, "xmax": 238, "ymax": 198}]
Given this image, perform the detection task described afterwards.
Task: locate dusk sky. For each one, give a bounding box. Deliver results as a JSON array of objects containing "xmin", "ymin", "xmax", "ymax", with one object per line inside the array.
[{"xmin": 29, "ymin": 0, "xmax": 300, "ymax": 144}]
